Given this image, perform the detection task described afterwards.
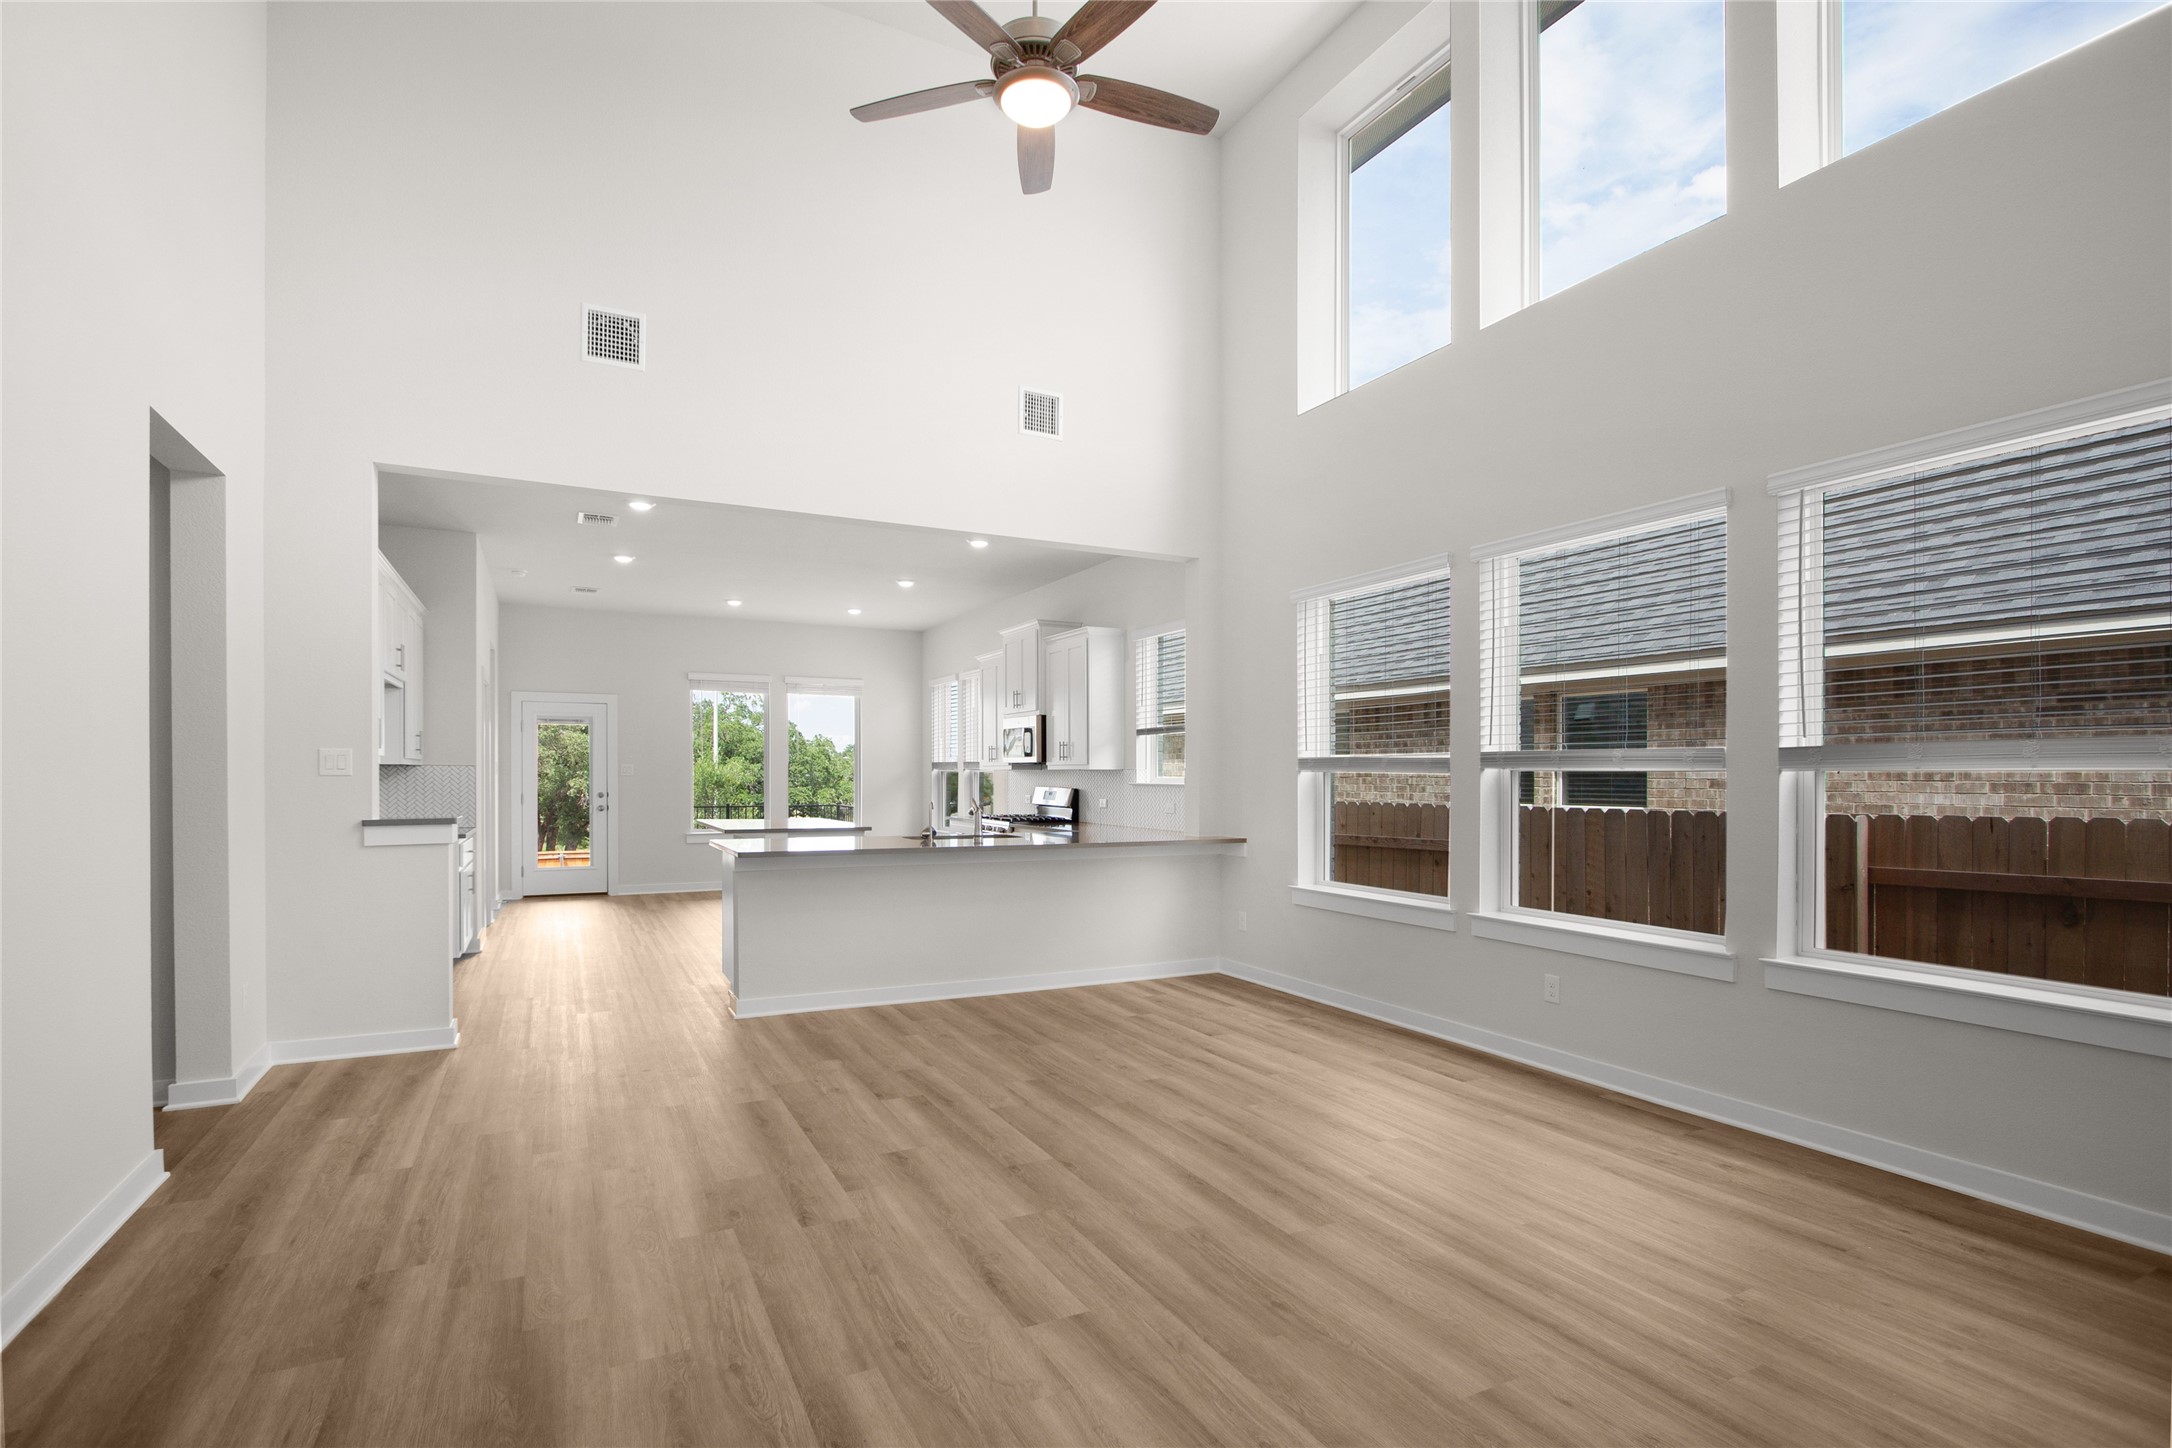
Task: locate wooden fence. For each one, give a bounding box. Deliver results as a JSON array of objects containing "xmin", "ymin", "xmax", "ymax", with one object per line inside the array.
[
  {"xmin": 1332, "ymin": 801, "xmax": 1450, "ymax": 897},
  {"xmin": 1826, "ymin": 814, "xmax": 2171, "ymax": 995},
  {"xmin": 1518, "ymin": 807, "xmax": 1726, "ymax": 934}
]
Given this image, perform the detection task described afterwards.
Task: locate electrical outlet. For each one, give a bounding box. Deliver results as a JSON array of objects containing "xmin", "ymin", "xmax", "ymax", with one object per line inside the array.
[
  {"xmin": 1097, "ymin": 797, "xmax": 1108, "ymax": 808},
  {"xmin": 1238, "ymin": 911, "xmax": 1249, "ymax": 931},
  {"xmin": 1165, "ymin": 801, "xmax": 1178, "ymax": 815},
  {"xmin": 1544, "ymin": 973, "xmax": 1561, "ymax": 1004},
  {"xmin": 318, "ymin": 747, "xmax": 353, "ymax": 777}
]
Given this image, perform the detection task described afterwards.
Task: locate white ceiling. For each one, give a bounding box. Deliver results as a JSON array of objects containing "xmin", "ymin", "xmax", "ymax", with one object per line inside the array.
[
  {"xmin": 825, "ymin": 0, "xmax": 1358, "ymax": 129},
  {"xmin": 378, "ymin": 469, "xmax": 1124, "ymax": 629}
]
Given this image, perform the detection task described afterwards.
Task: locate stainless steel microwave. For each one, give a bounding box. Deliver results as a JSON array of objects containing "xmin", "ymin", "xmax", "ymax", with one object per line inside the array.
[{"xmin": 999, "ymin": 714, "xmax": 1045, "ymax": 766}]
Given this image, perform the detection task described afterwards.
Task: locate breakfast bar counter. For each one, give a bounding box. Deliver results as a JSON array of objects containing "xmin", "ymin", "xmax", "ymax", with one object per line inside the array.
[{"xmin": 711, "ymin": 826, "xmax": 1244, "ymax": 1015}]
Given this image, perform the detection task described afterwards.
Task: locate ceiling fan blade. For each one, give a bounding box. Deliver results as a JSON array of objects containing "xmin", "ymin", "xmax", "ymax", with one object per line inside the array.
[
  {"xmin": 927, "ymin": 0, "xmax": 1015, "ymax": 53},
  {"xmin": 1078, "ymin": 74, "xmax": 1218, "ymax": 134},
  {"xmin": 850, "ymin": 80, "xmax": 993, "ymax": 123},
  {"xmin": 1017, "ymin": 124, "xmax": 1054, "ymax": 195},
  {"xmin": 1050, "ymin": 1, "xmax": 1155, "ymax": 63}
]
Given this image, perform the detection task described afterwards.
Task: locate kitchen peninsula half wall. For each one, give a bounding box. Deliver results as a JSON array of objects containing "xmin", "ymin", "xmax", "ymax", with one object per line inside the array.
[{"xmin": 714, "ymin": 827, "xmax": 1242, "ymax": 1017}]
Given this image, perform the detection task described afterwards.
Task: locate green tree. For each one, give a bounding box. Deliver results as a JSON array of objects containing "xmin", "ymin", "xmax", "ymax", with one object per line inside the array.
[
  {"xmin": 692, "ymin": 692, "xmax": 765, "ymax": 822},
  {"xmin": 787, "ymin": 722, "xmax": 855, "ymax": 818},
  {"xmin": 535, "ymin": 722, "xmax": 591, "ymax": 854}
]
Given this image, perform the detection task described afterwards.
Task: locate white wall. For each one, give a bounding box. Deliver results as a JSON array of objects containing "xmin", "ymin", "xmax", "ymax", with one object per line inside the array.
[
  {"xmin": 378, "ymin": 524, "xmax": 493, "ymax": 771},
  {"xmin": 1, "ymin": 1, "xmax": 268, "ymax": 1323},
  {"xmin": 1213, "ymin": 2, "xmax": 2172, "ymax": 1221},
  {"xmin": 498, "ymin": 604, "xmax": 925, "ymax": 896},
  {"xmin": 262, "ymin": 1, "xmax": 1224, "ymax": 1058}
]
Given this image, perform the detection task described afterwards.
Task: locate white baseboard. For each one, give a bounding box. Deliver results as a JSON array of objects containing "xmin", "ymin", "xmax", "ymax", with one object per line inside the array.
[
  {"xmin": 611, "ymin": 881, "xmax": 719, "ymax": 897},
  {"xmin": 271, "ymin": 1022, "xmax": 460, "ymax": 1066},
  {"xmin": 1219, "ymin": 958, "xmax": 2172, "ymax": 1255},
  {"xmin": 164, "ymin": 1041, "xmax": 272, "ymax": 1111},
  {"xmin": 162, "ymin": 1024, "xmax": 457, "ymax": 1111},
  {"xmin": 735, "ymin": 958, "xmax": 1221, "ymax": 1019},
  {"xmin": 2, "ymin": 1149, "xmax": 167, "ymax": 1347}
]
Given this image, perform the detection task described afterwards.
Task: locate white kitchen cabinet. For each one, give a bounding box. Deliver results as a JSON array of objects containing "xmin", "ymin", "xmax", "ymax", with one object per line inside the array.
[
  {"xmin": 974, "ymin": 650, "xmax": 1005, "ymax": 768},
  {"xmin": 1043, "ymin": 626, "xmax": 1125, "ymax": 770},
  {"xmin": 996, "ymin": 619, "xmax": 1077, "ymax": 715},
  {"xmin": 375, "ymin": 553, "xmax": 426, "ymax": 765}
]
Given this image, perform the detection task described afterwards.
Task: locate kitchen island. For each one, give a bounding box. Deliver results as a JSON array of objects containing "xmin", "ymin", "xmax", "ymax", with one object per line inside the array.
[{"xmin": 712, "ymin": 825, "xmax": 1244, "ymax": 1016}]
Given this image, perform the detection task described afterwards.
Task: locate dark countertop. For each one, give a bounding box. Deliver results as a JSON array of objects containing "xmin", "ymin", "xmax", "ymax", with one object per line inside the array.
[
  {"xmin": 711, "ymin": 823, "xmax": 1245, "ymax": 860},
  {"xmin": 695, "ymin": 818, "xmax": 873, "ymax": 835}
]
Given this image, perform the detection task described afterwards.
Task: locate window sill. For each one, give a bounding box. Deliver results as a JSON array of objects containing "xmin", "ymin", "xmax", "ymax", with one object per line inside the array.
[
  {"xmin": 1763, "ymin": 952, "xmax": 2172, "ymax": 1058},
  {"xmin": 1291, "ymin": 883, "xmax": 1458, "ymax": 932},
  {"xmin": 1469, "ymin": 910, "xmax": 1735, "ymax": 981},
  {"xmin": 1134, "ymin": 777, "xmax": 1187, "ymax": 787}
]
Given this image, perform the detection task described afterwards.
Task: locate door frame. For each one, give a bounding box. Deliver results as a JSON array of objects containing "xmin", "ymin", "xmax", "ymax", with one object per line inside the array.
[{"xmin": 511, "ymin": 691, "xmax": 619, "ymax": 898}]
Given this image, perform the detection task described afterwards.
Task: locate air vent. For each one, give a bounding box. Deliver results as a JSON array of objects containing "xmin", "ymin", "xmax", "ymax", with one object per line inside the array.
[
  {"xmin": 1020, "ymin": 387, "xmax": 1062, "ymax": 438},
  {"xmin": 576, "ymin": 511, "xmax": 616, "ymax": 527},
  {"xmin": 572, "ymin": 586, "xmax": 601, "ymax": 594},
  {"xmin": 583, "ymin": 306, "xmax": 645, "ymax": 369}
]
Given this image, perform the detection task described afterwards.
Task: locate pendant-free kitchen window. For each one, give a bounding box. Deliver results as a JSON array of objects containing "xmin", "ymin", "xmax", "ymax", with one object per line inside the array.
[
  {"xmin": 690, "ymin": 677, "xmax": 767, "ymax": 828},
  {"xmin": 1134, "ymin": 627, "xmax": 1187, "ymax": 784},
  {"xmin": 788, "ymin": 679, "xmax": 861, "ymax": 823}
]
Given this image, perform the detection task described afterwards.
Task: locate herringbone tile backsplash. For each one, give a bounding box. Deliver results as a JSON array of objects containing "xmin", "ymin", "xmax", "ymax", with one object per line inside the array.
[{"xmin": 379, "ymin": 764, "xmax": 475, "ymax": 827}]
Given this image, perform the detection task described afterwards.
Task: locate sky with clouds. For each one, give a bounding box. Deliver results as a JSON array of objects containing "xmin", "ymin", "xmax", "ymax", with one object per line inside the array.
[{"xmin": 1347, "ymin": 0, "xmax": 2162, "ymax": 390}]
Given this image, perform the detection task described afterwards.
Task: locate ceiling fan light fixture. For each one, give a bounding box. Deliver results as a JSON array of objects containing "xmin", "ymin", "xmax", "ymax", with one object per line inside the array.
[{"xmin": 996, "ymin": 65, "xmax": 1077, "ymax": 128}]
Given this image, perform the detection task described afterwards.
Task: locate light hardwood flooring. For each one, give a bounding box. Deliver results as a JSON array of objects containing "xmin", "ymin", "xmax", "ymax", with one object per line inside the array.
[{"xmin": 6, "ymin": 892, "xmax": 2168, "ymax": 1446}]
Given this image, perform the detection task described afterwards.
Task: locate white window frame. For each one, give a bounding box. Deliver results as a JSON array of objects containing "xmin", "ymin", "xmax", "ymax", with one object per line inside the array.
[
  {"xmin": 1472, "ymin": 491, "xmax": 1736, "ymax": 979},
  {"xmin": 1337, "ymin": 40, "xmax": 1456, "ymax": 396},
  {"xmin": 1133, "ymin": 623, "xmax": 1188, "ymax": 786},
  {"xmin": 1293, "ymin": 556, "xmax": 1458, "ymax": 930},
  {"xmin": 685, "ymin": 672, "xmax": 774, "ymax": 842},
  {"xmin": 1767, "ymin": 382, "xmax": 2172, "ymax": 1057},
  {"xmin": 785, "ymin": 676, "xmax": 864, "ymax": 827}
]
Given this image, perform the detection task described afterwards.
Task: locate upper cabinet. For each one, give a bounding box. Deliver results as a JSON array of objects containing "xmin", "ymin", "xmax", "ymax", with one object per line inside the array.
[
  {"xmin": 997, "ymin": 619, "xmax": 1078, "ymax": 715},
  {"xmin": 1043, "ymin": 626, "xmax": 1125, "ymax": 770},
  {"xmin": 375, "ymin": 553, "xmax": 425, "ymax": 765}
]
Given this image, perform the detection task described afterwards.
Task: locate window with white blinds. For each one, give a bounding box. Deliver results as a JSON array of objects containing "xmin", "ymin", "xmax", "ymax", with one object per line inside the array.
[
  {"xmin": 959, "ymin": 669, "xmax": 984, "ymax": 768},
  {"xmin": 1479, "ymin": 496, "xmax": 1728, "ymax": 767},
  {"xmin": 1477, "ymin": 496, "xmax": 1729, "ymax": 938},
  {"xmin": 1295, "ymin": 559, "xmax": 1453, "ymax": 905},
  {"xmin": 1133, "ymin": 628, "xmax": 1186, "ymax": 783},
  {"xmin": 1773, "ymin": 393, "xmax": 2172, "ymax": 1003},
  {"xmin": 927, "ymin": 675, "xmax": 961, "ymax": 767},
  {"xmin": 1297, "ymin": 564, "xmax": 1452, "ymax": 767},
  {"xmin": 1778, "ymin": 412, "xmax": 2172, "ymax": 765}
]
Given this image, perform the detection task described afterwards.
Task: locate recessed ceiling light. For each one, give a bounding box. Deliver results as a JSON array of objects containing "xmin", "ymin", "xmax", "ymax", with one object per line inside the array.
[
  {"xmin": 896, "ymin": 579, "xmax": 915, "ymax": 589},
  {"xmin": 726, "ymin": 598, "xmax": 743, "ymax": 608},
  {"xmin": 613, "ymin": 554, "xmax": 635, "ymax": 564},
  {"xmin": 847, "ymin": 608, "xmax": 863, "ymax": 616},
  {"xmin": 509, "ymin": 568, "xmax": 528, "ymax": 577},
  {"xmin": 968, "ymin": 538, "xmax": 990, "ymax": 549},
  {"xmin": 628, "ymin": 500, "xmax": 655, "ymax": 512}
]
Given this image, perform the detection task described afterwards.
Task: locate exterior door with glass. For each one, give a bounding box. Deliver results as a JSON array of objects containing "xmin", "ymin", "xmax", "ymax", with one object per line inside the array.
[{"xmin": 519, "ymin": 697, "xmax": 611, "ymax": 896}]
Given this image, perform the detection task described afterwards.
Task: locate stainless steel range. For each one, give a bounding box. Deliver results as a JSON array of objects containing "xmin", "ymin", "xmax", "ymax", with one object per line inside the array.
[{"xmin": 980, "ymin": 785, "xmax": 1081, "ymax": 836}]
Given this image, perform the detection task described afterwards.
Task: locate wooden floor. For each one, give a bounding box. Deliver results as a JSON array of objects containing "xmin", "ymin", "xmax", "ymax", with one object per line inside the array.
[{"xmin": 7, "ymin": 893, "xmax": 2168, "ymax": 1447}]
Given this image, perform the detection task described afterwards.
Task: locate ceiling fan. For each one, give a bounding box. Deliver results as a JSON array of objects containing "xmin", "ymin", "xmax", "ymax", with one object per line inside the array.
[{"xmin": 850, "ymin": 0, "xmax": 1219, "ymax": 195}]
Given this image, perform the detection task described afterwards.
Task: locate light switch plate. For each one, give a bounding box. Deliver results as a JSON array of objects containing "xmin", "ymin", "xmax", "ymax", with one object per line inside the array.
[{"xmin": 318, "ymin": 747, "xmax": 354, "ymax": 777}]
